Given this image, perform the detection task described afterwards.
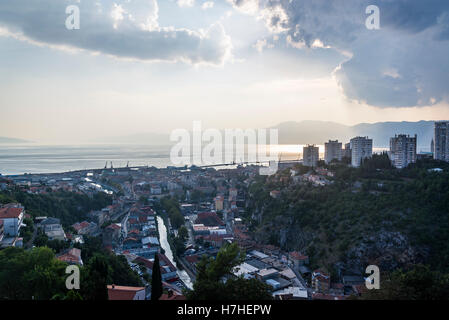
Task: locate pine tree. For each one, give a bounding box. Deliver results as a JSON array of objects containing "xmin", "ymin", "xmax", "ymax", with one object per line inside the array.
[{"xmin": 151, "ymin": 254, "xmax": 163, "ymax": 300}]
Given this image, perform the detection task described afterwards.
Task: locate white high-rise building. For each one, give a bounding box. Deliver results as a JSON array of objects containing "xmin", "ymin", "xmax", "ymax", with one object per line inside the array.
[
  {"xmin": 350, "ymin": 136, "xmax": 373, "ymax": 167},
  {"xmin": 303, "ymin": 144, "xmax": 319, "ymax": 167},
  {"xmin": 434, "ymin": 121, "xmax": 449, "ymax": 162},
  {"xmin": 389, "ymin": 134, "xmax": 417, "ymax": 169},
  {"xmin": 324, "ymin": 140, "xmax": 342, "ymax": 164}
]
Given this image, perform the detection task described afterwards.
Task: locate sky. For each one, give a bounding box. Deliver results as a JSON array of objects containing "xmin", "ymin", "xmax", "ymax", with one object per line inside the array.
[{"xmin": 0, "ymin": 0, "xmax": 449, "ymax": 144}]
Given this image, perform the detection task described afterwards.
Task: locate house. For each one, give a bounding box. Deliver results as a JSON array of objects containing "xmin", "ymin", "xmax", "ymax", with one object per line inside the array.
[
  {"xmin": 57, "ymin": 248, "xmax": 83, "ymax": 265},
  {"xmin": 273, "ymin": 286, "xmax": 308, "ymax": 300},
  {"xmin": 72, "ymin": 221, "xmax": 97, "ymax": 235},
  {"xmin": 256, "ymin": 268, "xmax": 279, "ymax": 281},
  {"xmin": 123, "ymin": 237, "xmax": 141, "ymax": 249},
  {"xmin": 269, "ymin": 190, "xmax": 280, "ymax": 199},
  {"xmin": 289, "ymin": 251, "xmax": 309, "ymax": 269},
  {"xmin": 133, "ymin": 254, "xmax": 178, "ymax": 282},
  {"xmin": 0, "ymin": 205, "xmax": 24, "ymax": 236},
  {"xmin": 150, "ymin": 184, "xmax": 162, "ymax": 195},
  {"xmin": 158, "ymin": 254, "xmax": 178, "ymax": 282},
  {"xmin": 279, "ymin": 268, "xmax": 297, "ymax": 282},
  {"xmin": 195, "ymin": 212, "xmax": 224, "ymax": 227},
  {"xmin": 312, "ymin": 269, "xmax": 330, "ymax": 294},
  {"xmin": 103, "ymin": 223, "xmax": 121, "ymax": 246},
  {"xmin": 202, "ymin": 233, "xmax": 233, "ymax": 248},
  {"xmin": 41, "ymin": 217, "xmax": 66, "ymax": 241},
  {"xmin": 214, "ymin": 195, "xmax": 224, "ymax": 211},
  {"xmin": 141, "ymin": 236, "xmax": 159, "ymax": 247},
  {"xmin": 229, "ymin": 188, "xmax": 238, "ymax": 200},
  {"xmin": 107, "ymin": 284, "xmax": 146, "ymax": 300}
]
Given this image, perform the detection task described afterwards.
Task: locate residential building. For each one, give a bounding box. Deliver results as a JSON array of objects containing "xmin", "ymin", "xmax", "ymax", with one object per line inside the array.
[
  {"xmin": 103, "ymin": 223, "xmax": 121, "ymax": 247},
  {"xmin": 107, "ymin": 285, "xmax": 146, "ymax": 300},
  {"xmin": 344, "ymin": 142, "xmax": 351, "ymax": 159},
  {"xmin": 41, "ymin": 217, "xmax": 66, "ymax": 241},
  {"xmin": 389, "ymin": 134, "xmax": 417, "ymax": 168},
  {"xmin": 289, "ymin": 251, "xmax": 309, "ymax": 270},
  {"xmin": 229, "ymin": 188, "xmax": 238, "ymax": 200},
  {"xmin": 256, "ymin": 268, "xmax": 279, "ymax": 281},
  {"xmin": 303, "ymin": 144, "xmax": 319, "ymax": 167},
  {"xmin": 214, "ymin": 195, "xmax": 224, "ymax": 211},
  {"xmin": 269, "ymin": 190, "xmax": 280, "ymax": 199},
  {"xmin": 57, "ymin": 248, "xmax": 83, "ymax": 265},
  {"xmin": 324, "ymin": 140, "xmax": 342, "ymax": 164},
  {"xmin": 312, "ymin": 269, "xmax": 330, "ymax": 293},
  {"xmin": 350, "ymin": 136, "xmax": 373, "ymax": 167},
  {"xmin": 72, "ymin": 221, "xmax": 97, "ymax": 235},
  {"xmin": 0, "ymin": 205, "xmax": 24, "ymax": 236},
  {"xmin": 195, "ymin": 212, "xmax": 224, "ymax": 227},
  {"xmin": 434, "ymin": 121, "xmax": 449, "ymax": 161}
]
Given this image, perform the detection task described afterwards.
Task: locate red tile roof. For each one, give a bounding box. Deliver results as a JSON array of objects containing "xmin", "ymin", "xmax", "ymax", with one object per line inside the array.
[
  {"xmin": 290, "ymin": 251, "xmax": 308, "ymax": 261},
  {"xmin": 134, "ymin": 256, "xmax": 154, "ymax": 269},
  {"xmin": 57, "ymin": 248, "xmax": 82, "ymax": 265},
  {"xmin": 185, "ymin": 255, "xmax": 200, "ymax": 264},
  {"xmin": 160, "ymin": 292, "xmax": 186, "ymax": 300},
  {"xmin": 0, "ymin": 207, "xmax": 23, "ymax": 219},
  {"xmin": 107, "ymin": 285, "xmax": 145, "ymax": 300},
  {"xmin": 107, "ymin": 223, "xmax": 121, "ymax": 230}
]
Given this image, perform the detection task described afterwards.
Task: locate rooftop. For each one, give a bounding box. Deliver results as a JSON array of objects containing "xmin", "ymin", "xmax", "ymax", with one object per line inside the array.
[
  {"xmin": 107, "ymin": 285, "xmax": 145, "ymax": 300},
  {"xmin": 0, "ymin": 207, "xmax": 23, "ymax": 219}
]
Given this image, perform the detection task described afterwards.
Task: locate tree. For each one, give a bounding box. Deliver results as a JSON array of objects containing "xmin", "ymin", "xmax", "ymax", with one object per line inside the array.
[
  {"xmin": 151, "ymin": 254, "xmax": 163, "ymax": 300},
  {"xmin": 360, "ymin": 265, "xmax": 449, "ymax": 300},
  {"xmin": 0, "ymin": 247, "xmax": 67, "ymax": 300},
  {"xmin": 187, "ymin": 243, "xmax": 272, "ymax": 300},
  {"xmin": 82, "ymin": 255, "xmax": 109, "ymax": 300},
  {"xmin": 33, "ymin": 229, "xmax": 48, "ymax": 247},
  {"xmin": 178, "ymin": 226, "xmax": 189, "ymax": 242}
]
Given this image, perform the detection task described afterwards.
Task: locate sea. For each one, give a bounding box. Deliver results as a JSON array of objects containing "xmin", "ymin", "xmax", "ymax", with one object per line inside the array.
[{"xmin": 0, "ymin": 144, "xmax": 388, "ymax": 176}]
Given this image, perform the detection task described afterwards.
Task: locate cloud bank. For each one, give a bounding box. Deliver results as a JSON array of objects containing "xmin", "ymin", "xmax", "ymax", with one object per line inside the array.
[
  {"xmin": 0, "ymin": 0, "xmax": 232, "ymax": 65},
  {"xmin": 228, "ymin": 0, "xmax": 449, "ymax": 108}
]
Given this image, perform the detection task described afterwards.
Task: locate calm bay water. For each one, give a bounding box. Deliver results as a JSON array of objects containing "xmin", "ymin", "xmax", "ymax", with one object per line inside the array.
[{"xmin": 0, "ymin": 144, "xmax": 388, "ymax": 176}]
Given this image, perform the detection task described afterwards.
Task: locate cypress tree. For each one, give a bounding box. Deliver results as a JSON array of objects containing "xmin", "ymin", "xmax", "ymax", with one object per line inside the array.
[{"xmin": 151, "ymin": 254, "xmax": 163, "ymax": 300}]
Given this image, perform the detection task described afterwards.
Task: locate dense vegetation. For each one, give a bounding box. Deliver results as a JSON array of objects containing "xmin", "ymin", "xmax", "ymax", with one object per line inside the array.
[
  {"xmin": 159, "ymin": 196, "xmax": 185, "ymax": 229},
  {"xmin": 0, "ymin": 247, "xmax": 68, "ymax": 300},
  {"xmin": 0, "ymin": 236, "xmax": 142, "ymax": 300},
  {"xmin": 187, "ymin": 243, "xmax": 273, "ymax": 300},
  {"xmin": 359, "ymin": 264, "xmax": 449, "ymax": 300},
  {"xmin": 246, "ymin": 157, "xmax": 449, "ymax": 281},
  {"xmin": 0, "ymin": 188, "xmax": 112, "ymax": 226}
]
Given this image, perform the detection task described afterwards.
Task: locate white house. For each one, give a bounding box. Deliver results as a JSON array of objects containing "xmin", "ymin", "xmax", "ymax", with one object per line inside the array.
[{"xmin": 0, "ymin": 206, "xmax": 24, "ymax": 237}]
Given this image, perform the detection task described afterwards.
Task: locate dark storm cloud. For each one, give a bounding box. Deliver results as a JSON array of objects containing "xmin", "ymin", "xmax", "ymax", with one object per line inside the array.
[{"xmin": 229, "ymin": 0, "xmax": 449, "ymax": 107}]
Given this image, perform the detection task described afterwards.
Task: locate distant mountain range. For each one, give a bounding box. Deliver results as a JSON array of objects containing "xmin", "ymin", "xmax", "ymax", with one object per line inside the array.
[
  {"xmin": 104, "ymin": 120, "xmax": 437, "ymax": 150},
  {"xmin": 273, "ymin": 120, "xmax": 437, "ymax": 150},
  {"xmin": 0, "ymin": 137, "xmax": 30, "ymax": 144}
]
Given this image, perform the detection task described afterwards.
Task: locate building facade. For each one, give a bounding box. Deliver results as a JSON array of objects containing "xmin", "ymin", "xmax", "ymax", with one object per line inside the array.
[
  {"xmin": 324, "ymin": 140, "xmax": 342, "ymax": 164},
  {"xmin": 303, "ymin": 145, "xmax": 319, "ymax": 167},
  {"xmin": 0, "ymin": 205, "xmax": 24, "ymax": 237},
  {"xmin": 344, "ymin": 142, "xmax": 351, "ymax": 159},
  {"xmin": 389, "ymin": 134, "xmax": 417, "ymax": 169},
  {"xmin": 311, "ymin": 270, "xmax": 330, "ymax": 294},
  {"xmin": 350, "ymin": 136, "xmax": 373, "ymax": 167},
  {"xmin": 434, "ymin": 121, "xmax": 449, "ymax": 161}
]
